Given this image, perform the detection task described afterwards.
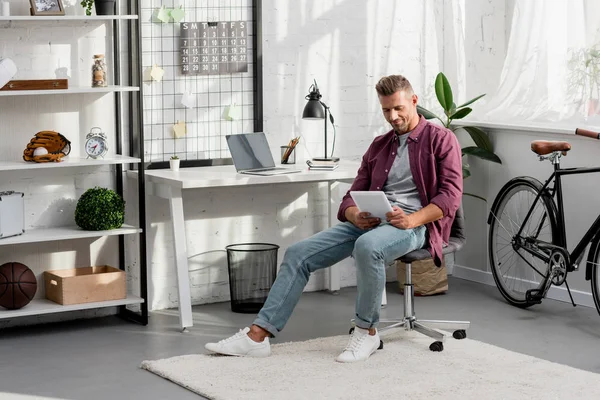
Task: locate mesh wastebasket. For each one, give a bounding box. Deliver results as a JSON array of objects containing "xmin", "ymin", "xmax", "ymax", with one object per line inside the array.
[{"xmin": 225, "ymin": 243, "xmax": 279, "ymax": 313}]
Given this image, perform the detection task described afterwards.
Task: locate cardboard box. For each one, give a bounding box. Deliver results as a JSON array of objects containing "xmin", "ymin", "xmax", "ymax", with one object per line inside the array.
[
  {"xmin": 397, "ymin": 258, "xmax": 448, "ymax": 296},
  {"xmin": 44, "ymin": 266, "xmax": 126, "ymax": 305}
]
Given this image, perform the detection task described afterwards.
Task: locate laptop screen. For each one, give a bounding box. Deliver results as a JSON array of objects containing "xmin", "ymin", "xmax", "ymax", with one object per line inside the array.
[{"xmin": 226, "ymin": 133, "xmax": 276, "ymax": 171}]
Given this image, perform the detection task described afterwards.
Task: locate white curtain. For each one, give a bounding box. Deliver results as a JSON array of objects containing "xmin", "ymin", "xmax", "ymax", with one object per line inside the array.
[{"xmin": 477, "ymin": 0, "xmax": 600, "ymax": 125}]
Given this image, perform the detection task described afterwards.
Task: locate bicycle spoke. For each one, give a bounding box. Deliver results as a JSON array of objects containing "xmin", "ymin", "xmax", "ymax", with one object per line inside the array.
[{"xmin": 489, "ymin": 182, "xmax": 554, "ymax": 305}]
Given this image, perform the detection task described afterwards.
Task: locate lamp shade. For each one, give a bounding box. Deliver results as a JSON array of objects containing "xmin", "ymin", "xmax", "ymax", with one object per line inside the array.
[{"xmin": 302, "ymin": 99, "xmax": 325, "ymax": 119}]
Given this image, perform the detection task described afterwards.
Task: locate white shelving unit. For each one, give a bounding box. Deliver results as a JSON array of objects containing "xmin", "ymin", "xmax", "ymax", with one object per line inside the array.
[
  {"xmin": 0, "ymin": 86, "xmax": 140, "ymax": 97},
  {"xmin": 0, "ymin": 296, "xmax": 144, "ymax": 320},
  {"xmin": 0, "ymin": 15, "xmax": 139, "ymax": 21},
  {"xmin": 0, "ymin": 5, "xmax": 148, "ymax": 325},
  {"xmin": 0, "ymin": 155, "xmax": 141, "ymax": 171},
  {"xmin": 0, "ymin": 225, "xmax": 141, "ymax": 246}
]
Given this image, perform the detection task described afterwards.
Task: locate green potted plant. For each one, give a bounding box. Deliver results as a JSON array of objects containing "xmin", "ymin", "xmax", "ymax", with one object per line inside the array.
[
  {"xmin": 567, "ymin": 44, "xmax": 600, "ymax": 120},
  {"xmin": 170, "ymin": 155, "xmax": 180, "ymax": 171},
  {"xmin": 75, "ymin": 187, "xmax": 125, "ymax": 231},
  {"xmin": 417, "ymin": 72, "xmax": 502, "ymax": 201},
  {"xmin": 81, "ymin": 0, "xmax": 116, "ymax": 16}
]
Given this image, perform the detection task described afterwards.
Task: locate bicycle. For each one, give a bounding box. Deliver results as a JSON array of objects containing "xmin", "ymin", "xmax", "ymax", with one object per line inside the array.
[{"xmin": 487, "ymin": 128, "xmax": 600, "ymax": 315}]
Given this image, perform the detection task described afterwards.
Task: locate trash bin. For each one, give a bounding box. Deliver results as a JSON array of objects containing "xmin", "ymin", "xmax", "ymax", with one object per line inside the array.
[{"xmin": 225, "ymin": 243, "xmax": 279, "ymax": 313}]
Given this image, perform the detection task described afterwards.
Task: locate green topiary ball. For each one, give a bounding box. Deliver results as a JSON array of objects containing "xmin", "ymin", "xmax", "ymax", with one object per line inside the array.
[{"xmin": 75, "ymin": 187, "xmax": 125, "ymax": 231}]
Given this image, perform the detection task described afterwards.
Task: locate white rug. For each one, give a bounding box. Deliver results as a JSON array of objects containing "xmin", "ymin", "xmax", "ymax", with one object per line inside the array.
[{"xmin": 141, "ymin": 331, "xmax": 600, "ymax": 400}]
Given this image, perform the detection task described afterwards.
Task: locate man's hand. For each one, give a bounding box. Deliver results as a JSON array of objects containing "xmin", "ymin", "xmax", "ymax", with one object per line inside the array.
[
  {"xmin": 386, "ymin": 206, "xmax": 414, "ymax": 229},
  {"xmin": 345, "ymin": 206, "xmax": 381, "ymax": 230}
]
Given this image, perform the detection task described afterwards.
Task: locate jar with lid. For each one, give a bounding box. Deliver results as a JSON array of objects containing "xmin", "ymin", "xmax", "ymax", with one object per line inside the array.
[{"xmin": 92, "ymin": 54, "xmax": 108, "ymax": 87}]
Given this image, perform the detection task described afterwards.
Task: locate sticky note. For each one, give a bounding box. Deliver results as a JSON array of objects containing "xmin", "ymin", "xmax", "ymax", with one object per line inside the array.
[
  {"xmin": 173, "ymin": 121, "xmax": 187, "ymax": 138},
  {"xmin": 143, "ymin": 66, "xmax": 153, "ymax": 83},
  {"xmin": 180, "ymin": 91, "xmax": 196, "ymax": 108},
  {"xmin": 150, "ymin": 64, "xmax": 165, "ymax": 82},
  {"xmin": 157, "ymin": 6, "xmax": 170, "ymax": 23},
  {"xmin": 226, "ymin": 103, "xmax": 241, "ymax": 120},
  {"xmin": 170, "ymin": 7, "xmax": 185, "ymax": 23}
]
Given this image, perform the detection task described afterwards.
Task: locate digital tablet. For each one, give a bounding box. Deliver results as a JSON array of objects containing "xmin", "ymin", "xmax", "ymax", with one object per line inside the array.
[{"xmin": 350, "ymin": 191, "xmax": 393, "ymax": 220}]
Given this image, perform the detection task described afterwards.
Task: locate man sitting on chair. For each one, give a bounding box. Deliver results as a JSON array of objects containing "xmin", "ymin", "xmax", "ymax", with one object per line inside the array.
[{"xmin": 205, "ymin": 74, "xmax": 463, "ymax": 363}]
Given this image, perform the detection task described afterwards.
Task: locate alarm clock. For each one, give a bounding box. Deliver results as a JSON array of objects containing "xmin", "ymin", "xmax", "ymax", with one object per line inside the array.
[{"xmin": 85, "ymin": 127, "xmax": 108, "ymax": 159}]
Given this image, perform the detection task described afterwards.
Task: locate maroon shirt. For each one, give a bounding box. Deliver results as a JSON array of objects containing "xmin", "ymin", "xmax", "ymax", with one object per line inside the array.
[{"xmin": 337, "ymin": 115, "xmax": 463, "ymax": 267}]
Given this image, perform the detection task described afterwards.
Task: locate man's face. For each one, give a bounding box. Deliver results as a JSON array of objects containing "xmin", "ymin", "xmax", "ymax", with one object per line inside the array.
[{"xmin": 379, "ymin": 90, "xmax": 418, "ymax": 134}]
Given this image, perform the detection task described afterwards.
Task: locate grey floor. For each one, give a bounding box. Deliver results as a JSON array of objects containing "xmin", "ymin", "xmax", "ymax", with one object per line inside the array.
[{"xmin": 0, "ymin": 277, "xmax": 599, "ymax": 400}]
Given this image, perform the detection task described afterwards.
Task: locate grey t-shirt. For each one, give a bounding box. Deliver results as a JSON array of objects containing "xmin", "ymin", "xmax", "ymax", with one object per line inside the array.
[{"xmin": 382, "ymin": 133, "xmax": 423, "ymax": 214}]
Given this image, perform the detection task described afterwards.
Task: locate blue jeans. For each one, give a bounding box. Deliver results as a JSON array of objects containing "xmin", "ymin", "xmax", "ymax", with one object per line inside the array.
[{"xmin": 253, "ymin": 222, "xmax": 427, "ymax": 336}]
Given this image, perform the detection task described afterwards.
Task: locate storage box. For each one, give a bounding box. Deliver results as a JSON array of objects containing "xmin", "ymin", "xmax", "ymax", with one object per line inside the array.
[
  {"xmin": 397, "ymin": 258, "xmax": 448, "ymax": 296},
  {"xmin": 0, "ymin": 190, "xmax": 25, "ymax": 239},
  {"xmin": 44, "ymin": 266, "xmax": 126, "ymax": 305}
]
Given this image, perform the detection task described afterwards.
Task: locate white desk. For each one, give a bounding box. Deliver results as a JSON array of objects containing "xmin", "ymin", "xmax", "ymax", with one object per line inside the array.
[{"xmin": 131, "ymin": 161, "xmax": 360, "ymax": 330}]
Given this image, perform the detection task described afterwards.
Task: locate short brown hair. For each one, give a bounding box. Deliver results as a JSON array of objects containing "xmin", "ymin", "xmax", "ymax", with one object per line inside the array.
[{"xmin": 375, "ymin": 75, "xmax": 414, "ymax": 97}]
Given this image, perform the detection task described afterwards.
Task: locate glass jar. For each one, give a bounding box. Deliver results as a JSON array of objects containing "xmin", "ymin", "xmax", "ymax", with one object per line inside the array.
[{"xmin": 92, "ymin": 54, "xmax": 107, "ymax": 88}]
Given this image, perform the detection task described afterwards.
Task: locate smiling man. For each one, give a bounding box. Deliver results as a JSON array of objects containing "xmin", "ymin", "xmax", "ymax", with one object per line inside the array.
[{"xmin": 204, "ymin": 74, "xmax": 463, "ymax": 363}]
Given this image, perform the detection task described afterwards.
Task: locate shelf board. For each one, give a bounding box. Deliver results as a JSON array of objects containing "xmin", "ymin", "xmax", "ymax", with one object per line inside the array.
[
  {"xmin": 0, "ymin": 295, "xmax": 144, "ymax": 319},
  {"xmin": 0, "ymin": 155, "xmax": 141, "ymax": 172},
  {"xmin": 0, "ymin": 15, "xmax": 139, "ymax": 21},
  {"xmin": 0, "ymin": 85, "xmax": 140, "ymax": 97},
  {"xmin": 0, "ymin": 225, "xmax": 142, "ymax": 246}
]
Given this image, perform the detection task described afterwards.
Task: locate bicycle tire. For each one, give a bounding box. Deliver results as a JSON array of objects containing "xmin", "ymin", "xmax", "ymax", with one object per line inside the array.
[
  {"xmin": 587, "ymin": 235, "xmax": 600, "ymax": 316},
  {"xmin": 488, "ymin": 177, "xmax": 558, "ymax": 308}
]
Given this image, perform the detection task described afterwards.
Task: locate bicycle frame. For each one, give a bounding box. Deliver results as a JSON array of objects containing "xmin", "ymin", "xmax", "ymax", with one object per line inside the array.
[{"xmin": 516, "ymin": 159, "xmax": 600, "ymax": 275}]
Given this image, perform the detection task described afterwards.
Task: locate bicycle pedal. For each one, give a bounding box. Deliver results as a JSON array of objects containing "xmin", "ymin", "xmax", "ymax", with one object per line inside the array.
[{"xmin": 526, "ymin": 289, "xmax": 544, "ymax": 304}]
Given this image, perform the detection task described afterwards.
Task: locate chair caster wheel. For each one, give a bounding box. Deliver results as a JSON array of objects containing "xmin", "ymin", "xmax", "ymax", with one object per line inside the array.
[
  {"xmin": 349, "ymin": 327, "xmax": 354, "ymax": 335},
  {"xmin": 429, "ymin": 341, "xmax": 444, "ymax": 352},
  {"xmin": 453, "ymin": 330, "xmax": 467, "ymax": 339},
  {"xmin": 378, "ymin": 340, "xmax": 383, "ymax": 350}
]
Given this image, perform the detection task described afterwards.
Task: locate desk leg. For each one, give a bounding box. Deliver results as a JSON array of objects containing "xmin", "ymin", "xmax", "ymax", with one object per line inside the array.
[
  {"xmin": 169, "ymin": 189, "xmax": 194, "ymax": 331},
  {"xmin": 327, "ymin": 181, "xmax": 340, "ymax": 293}
]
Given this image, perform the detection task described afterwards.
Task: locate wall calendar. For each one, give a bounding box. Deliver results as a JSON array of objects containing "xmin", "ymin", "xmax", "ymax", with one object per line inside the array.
[{"xmin": 180, "ymin": 21, "xmax": 249, "ymax": 75}]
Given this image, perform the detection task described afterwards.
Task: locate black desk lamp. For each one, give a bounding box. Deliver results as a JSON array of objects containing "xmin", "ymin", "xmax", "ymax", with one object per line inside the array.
[{"xmin": 302, "ymin": 80, "xmax": 339, "ymax": 162}]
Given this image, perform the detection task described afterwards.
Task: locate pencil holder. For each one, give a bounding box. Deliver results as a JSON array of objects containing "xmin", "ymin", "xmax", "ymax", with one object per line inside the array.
[{"xmin": 281, "ymin": 146, "xmax": 296, "ymax": 164}]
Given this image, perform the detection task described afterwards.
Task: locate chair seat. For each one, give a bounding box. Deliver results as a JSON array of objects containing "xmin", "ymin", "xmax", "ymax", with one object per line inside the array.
[{"xmin": 398, "ymin": 237, "xmax": 464, "ymax": 263}]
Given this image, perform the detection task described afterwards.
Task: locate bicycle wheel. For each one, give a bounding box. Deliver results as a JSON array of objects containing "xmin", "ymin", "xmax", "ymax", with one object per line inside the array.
[
  {"xmin": 588, "ymin": 239, "xmax": 600, "ymax": 316},
  {"xmin": 488, "ymin": 177, "xmax": 558, "ymax": 307}
]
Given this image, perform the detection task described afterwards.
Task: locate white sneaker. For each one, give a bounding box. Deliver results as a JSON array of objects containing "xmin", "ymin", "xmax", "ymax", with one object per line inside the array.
[
  {"xmin": 335, "ymin": 327, "xmax": 380, "ymax": 363},
  {"xmin": 204, "ymin": 327, "xmax": 271, "ymax": 357}
]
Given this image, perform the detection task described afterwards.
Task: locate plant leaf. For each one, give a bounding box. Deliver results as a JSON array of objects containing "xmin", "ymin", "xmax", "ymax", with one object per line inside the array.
[
  {"xmin": 416, "ymin": 105, "xmax": 441, "ymax": 121},
  {"xmin": 462, "ymin": 165, "xmax": 471, "ymax": 179},
  {"xmin": 462, "ymin": 146, "xmax": 502, "ymax": 163},
  {"xmin": 435, "ymin": 72, "xmax": 453, "ymax": 112},
  {"xmin": 460, "ymin": 126, "xmax": 493, "ymax": 151},
  {"xmin": 449, "ymin": 107, "xmax": 472, "ymax": 120},
  {"xmin": 464, "ymin": 192, "xmax": 487, "ymax": 202},
  {"xmin": 456, "ymin": 94, "xmax": 486, "ymax": 109}
]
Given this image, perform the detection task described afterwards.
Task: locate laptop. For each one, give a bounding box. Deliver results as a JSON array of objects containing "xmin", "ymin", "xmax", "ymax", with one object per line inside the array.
[{"xmin": 226, "ymin": 132, "xmax": 301, "ymax": 176}]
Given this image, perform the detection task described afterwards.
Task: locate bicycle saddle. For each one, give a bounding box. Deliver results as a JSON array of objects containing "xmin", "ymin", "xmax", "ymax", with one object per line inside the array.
[{"xmin": 531, "ymin": 140, "xmax": 571, "ymax": 155}]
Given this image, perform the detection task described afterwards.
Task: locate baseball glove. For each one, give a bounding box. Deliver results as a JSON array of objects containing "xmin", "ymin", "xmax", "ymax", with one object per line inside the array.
[{"xmin": 23, "ymin": 131, "xmax": 71, "ymax": 163}]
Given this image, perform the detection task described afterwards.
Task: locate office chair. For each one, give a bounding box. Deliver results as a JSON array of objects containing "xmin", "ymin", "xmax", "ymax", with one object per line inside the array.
[{"xmin": 375, "ymin": 204, "xmax": 470, "ymax": 352}]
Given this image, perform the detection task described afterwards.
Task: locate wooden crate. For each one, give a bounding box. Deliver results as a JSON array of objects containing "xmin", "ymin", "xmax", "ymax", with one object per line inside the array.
[{"xmin": 44, "ymin": 266, "xmax": 126, "ymax": 305}]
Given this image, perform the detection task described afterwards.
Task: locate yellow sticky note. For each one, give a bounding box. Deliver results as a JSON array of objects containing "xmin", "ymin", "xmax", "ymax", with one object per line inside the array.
[
  {"xmin": 173, "ymin": 121, "xmax": 187, "ymax": 138},
  {"xmin": 170, "ymin": 6, "xmax": 185, "ymax": 23},
  {"xmin": 157, "ymin": 6, "xmax": 170, "ymax": 23},
  {"xmin": 226, "ymin": 103, "xmax": 241, "ymax": 121},
  {"xmin": 150, "ymin": 64, "xmax": 165, "ymax": 82}
]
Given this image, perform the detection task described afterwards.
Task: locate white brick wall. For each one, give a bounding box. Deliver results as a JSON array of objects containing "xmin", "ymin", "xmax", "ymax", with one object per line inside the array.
[
  {"xmin": 145, "ymin": 0, "xmax": 508, "ymax": 312},
  {"xmin": 0, "ymin": 0, "xmax": 509, "ymax": 326}
]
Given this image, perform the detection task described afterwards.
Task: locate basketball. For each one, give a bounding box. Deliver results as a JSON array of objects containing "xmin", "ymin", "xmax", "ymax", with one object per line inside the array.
[{"xmin": 0, "ymin": 262, "xmax": 37, "ymax": 310}]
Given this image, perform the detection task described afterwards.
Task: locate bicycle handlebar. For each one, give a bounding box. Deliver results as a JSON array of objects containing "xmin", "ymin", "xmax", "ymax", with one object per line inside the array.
[{"xmin": 575, "ymin": 128, "xmax": 600, "ymax": 139}]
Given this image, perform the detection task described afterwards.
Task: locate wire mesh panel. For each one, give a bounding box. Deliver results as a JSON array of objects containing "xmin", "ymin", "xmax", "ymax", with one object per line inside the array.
[{"xmin": 140, "ymin": 0, "xmax": 259, "ymax": 166}]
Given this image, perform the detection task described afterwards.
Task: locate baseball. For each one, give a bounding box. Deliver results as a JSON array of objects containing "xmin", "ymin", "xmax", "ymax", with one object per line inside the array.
[{"xmin": 33, "ymin": 147, "xmax": 48, "ymax": 156}]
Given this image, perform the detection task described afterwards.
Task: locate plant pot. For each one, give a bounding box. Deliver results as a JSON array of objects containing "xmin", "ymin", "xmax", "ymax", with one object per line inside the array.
[
  {"xmin": 95, "ymin": 0, "xmax": 116, "ymax": 16},
  {"xmin": 170, "ymin": 159, "xmax": 180, "ymax": 171}
]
